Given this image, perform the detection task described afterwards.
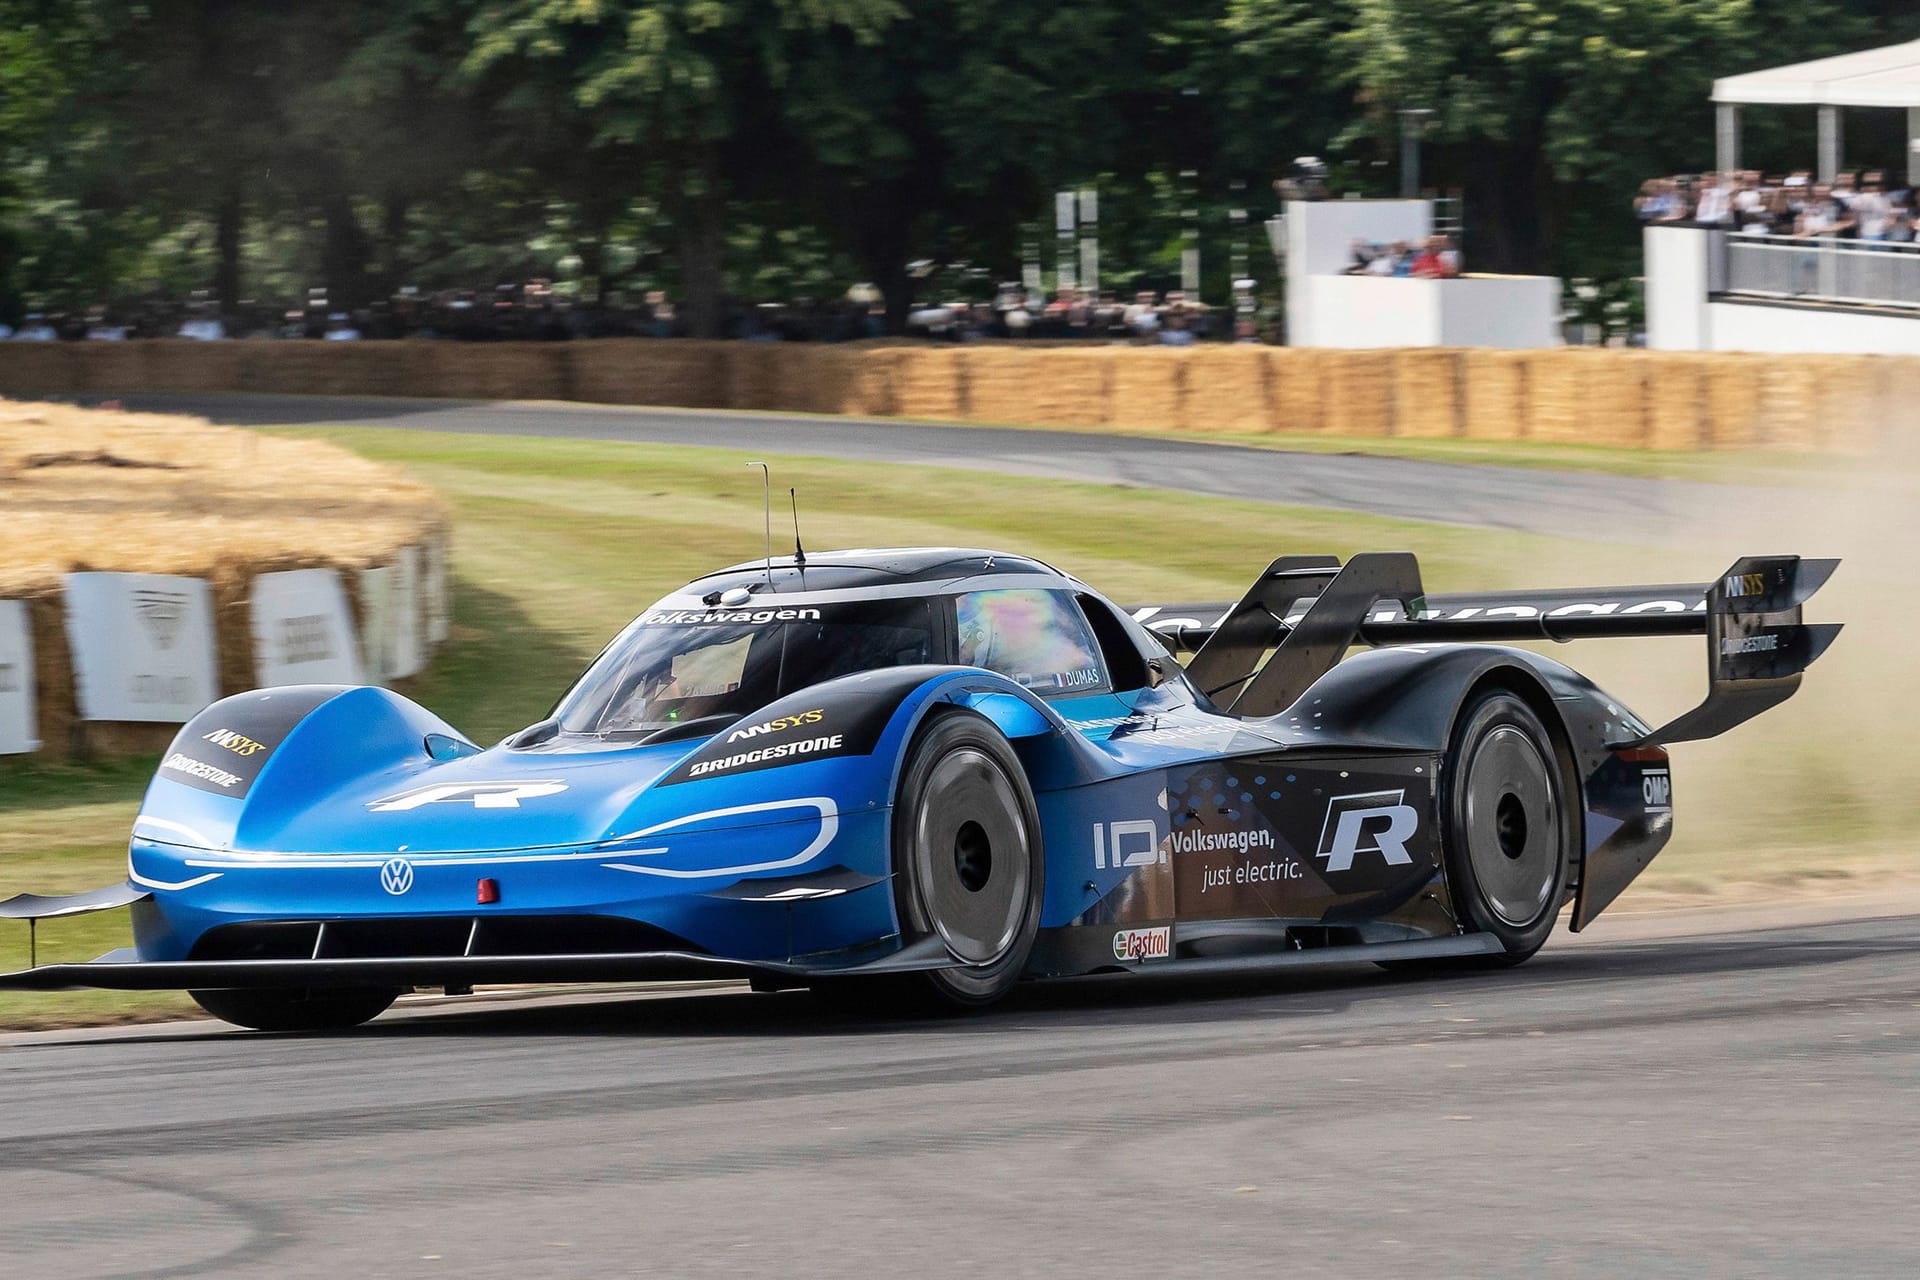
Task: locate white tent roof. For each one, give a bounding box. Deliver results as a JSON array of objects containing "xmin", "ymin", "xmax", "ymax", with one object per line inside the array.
[{"xmin": 1714, "ymin": 39, "xmax": 1920, "ymax": 109}]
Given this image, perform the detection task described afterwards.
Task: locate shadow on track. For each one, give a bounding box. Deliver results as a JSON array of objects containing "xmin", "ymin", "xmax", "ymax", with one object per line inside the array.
[
  {"xmin": 275, "ymin": 912, "xmax": 1920, "ymax": 1042},
  {"xmin": 57, "ymin": 915, "xmax": 1916, "ymax": 1050}
]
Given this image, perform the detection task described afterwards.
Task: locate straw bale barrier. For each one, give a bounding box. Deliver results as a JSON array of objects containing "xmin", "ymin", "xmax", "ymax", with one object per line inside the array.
[
  {"xmin": 1390, "ymin": 350, "xmax": 1462, "ymax": 440},
  {"xmin": 1181, "ymin": 347, "xmax": 1272, "ymax": 434},
  {"xmin": 892, "ymin": 346, "xmax": 969, "ymax": 421},
  {"xmin": 0, "ymin": 340, "xmax": 1913, "ymax": 454},
  {"xmin": 0, "ymin": 400, "xmax": 448, "ymax": 758}
]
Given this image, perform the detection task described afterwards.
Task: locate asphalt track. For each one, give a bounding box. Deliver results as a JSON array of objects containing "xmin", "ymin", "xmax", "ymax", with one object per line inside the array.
[
  {"xmin": 10, "ymin": 392, "xmax": 1905, "ymax": 1276},
  {"xmin": 3, "ymin": 913, "xmax": 1917, "ymax": 1279},
  {"xmin": 99, "ymin": 391, "xmax": 1788, "ymax": 543}
]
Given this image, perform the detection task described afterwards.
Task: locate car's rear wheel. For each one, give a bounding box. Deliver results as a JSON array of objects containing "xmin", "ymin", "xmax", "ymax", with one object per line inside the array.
[
  {"xmin": 189, "ymin": 986, "xmax": 400, "ymax": 1032},
  {"xmin": 1438, "ymin": 688, "xmax": 1573, "ymax": 966}
]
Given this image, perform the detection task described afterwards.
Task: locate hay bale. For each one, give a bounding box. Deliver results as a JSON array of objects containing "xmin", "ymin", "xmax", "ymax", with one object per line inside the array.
[
  {"xmin": 772, "ymin": 344, "xmax": 859, "ymax": 415},
  {"xmin": 421, "ymin": 342, "xmax": 569, "ymax": 401},
  {"xmin": 69, "ymin": 342, "xmax": 146, "ymax": 394},
  {"xmin": 1180, "ymin": 347, "xmax": 1272, "ymax": 434},
  {"xmin": 1519, "ymin": 349, "xmax": 1652, "ymax": 447},
  {"xmin": 1320, "ymin": 350, "xmax": 1396, "ymax": 439},
  {"xmin": 1580, "ymin": 351, "xmax": 1652, "ymax": 448},
  {"xmin": 1644, "ymin": 352, "xmax": 1706, "ymax": 451},
  {"xmin": 846, "ymin": 346, "xmax": 902, "ymax": 418},
  {"xmin": 1700, "ymin": 353, "xmax": 1762, "ymax": 449},
  {"xmin": 891, "ymin": 347, "xmax": 968, "ymax": 421},
  {"xmin": 1752, "ymin": 358, "xmax": 1820, "ymax": 450},
  {"xmin": 1881, "ymin": 358, "xmax": 1920, "ymax": 453},
  {"xmin": 1107, "ymin": 349, "xmax": 1188, "ymax": 434},
  {"xmin": 24, "ymin": 589, "xmax": 73, "ymax": 758},
  {"xmin": 1390, "ymin": 349, "xmax": 1463, "ymax": 439},
  {"xmin": 1808, "ymin": 355, "xmax": 1880, "ymax": 452},
  {"xmin": 0, "ymin": 342, "xmax": 81, "ymax": 396},
  {"xmin": 964, "ymin": 349, "xmax": 1110, "ymax": 429},
  {"xmin": 723, "ymin": 343, "xmax": 785, "ymax": 412},
  {"xmin": 568, "ymin": 339, "xmax": 730, "ymax": 408},
  {"xmin": 1521, "ymin": 351, "xmax": 1589, "ymax": 444},
  {"xmin": 211, "ymin": 565, "xmax": 257, "ymax": 700},
  {"xmin": 230, "ymin": 340, "xmax": 428, "ymax": 397},
  {"xmin": 1460, "ymin": 350, "xmax": 1530, "ymax": 440},
  {"xmin": 138, "ymin": 339, "xmax": 249, "ymax": 393},
  {"xmin": 0, "ymin": 398, "xmax": 449, "ymax": 757},
  {"xmin": 1268, "ymin": 348, "xmax": 1329, "ymax": 434}
]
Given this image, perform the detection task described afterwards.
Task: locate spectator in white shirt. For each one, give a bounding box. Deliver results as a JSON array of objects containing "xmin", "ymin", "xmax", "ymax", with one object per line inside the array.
[
  {"xmin": 1852, "ymin": 174, "xmax": 1894, "ymax": 241},
  {"xmin": 1692, "ymin": 172, "xmax": 1734, "ymax": 225},
  {"xmin": 1796, "ymin": 184, "xmax": 1853, "ymax": 238}
]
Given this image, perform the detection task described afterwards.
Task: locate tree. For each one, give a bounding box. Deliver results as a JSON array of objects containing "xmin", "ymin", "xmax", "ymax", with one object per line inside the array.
[
  {"xmin": 465, "ymin": 0, "xmax": 902, "ymax": 336},
  {"xmin": 1334, "ymin": 0, "xmax": 1756, "ymax": 275}
]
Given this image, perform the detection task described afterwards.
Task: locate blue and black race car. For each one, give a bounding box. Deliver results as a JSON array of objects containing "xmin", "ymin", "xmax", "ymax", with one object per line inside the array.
[{"xmin": 0, "ymin": 547, "xmax": 1838, "ymax": 1029}]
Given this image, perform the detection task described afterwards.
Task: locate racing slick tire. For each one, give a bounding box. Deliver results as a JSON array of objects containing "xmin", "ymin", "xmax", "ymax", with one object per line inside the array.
[
  {"xmin": 1435, "ymin": 687, "xmax": 1574, "ymax": 966},
  {"xmin": 189, "ymin": 986, "xmax": 401, "ymax": 1032},
  {"xmin": 817, "ymin": 710, "xmax": 1044, "ymax": 1013}
]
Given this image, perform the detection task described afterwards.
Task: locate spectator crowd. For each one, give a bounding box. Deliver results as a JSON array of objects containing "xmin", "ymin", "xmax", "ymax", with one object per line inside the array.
[
  {"xmin": 1341, "ymin": 235, "xmax": 1462, "ymax": 278},
  {"xmin": 905, "ymin": 288, "xmax": 1266, "ymax": 344},
  {"xmin": 1636, "ymin": 168, "xmax": 1920, "ymax": 243},
  {"xmin": 0, "ymin": 282, "xmax": 1276, "ymax": 345}
]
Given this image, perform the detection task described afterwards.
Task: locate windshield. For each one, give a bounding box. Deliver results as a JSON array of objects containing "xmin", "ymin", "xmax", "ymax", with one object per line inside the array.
[{"xmin": 555, "ymin": 598, "xmax": 936, "ymax": 737}]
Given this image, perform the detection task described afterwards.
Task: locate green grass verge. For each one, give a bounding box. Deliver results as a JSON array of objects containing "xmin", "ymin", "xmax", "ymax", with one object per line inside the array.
[{"xmin": 0, "ymin": 425, "xmax": 1898, "ymax": 1027}]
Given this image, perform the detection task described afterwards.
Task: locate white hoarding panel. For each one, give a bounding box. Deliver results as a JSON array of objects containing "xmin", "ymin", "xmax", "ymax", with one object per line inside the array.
[
  {"xmin": 360, "ymin": 552, "xmax": 424, "ymax": 685},
  {"xmin": 0, "ymin": 600, "xmax": 37, "ymax": 753},
  {"xmin": 63, "ymin": 572, "xmax": 219, "ymax": 722},
  {"xmin": 425, "ymin": 536, "xmax": 451, "ymax": 646},
  {"xmin": 250, "ymin": 569, "xmax": 362, "ymax": 687},
  {"xmin": 359, "ymin": 564, "xmax": 394, "ymax": 683},
  {"xmin": 391, "ymin": 545, "xmax": 424, "ymax": 679}
]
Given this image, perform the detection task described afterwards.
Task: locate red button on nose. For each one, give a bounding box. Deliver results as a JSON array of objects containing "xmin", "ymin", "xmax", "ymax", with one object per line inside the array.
[{"xmin": 477, "ymin": 878, "xmax": 500, "ymax": 905}]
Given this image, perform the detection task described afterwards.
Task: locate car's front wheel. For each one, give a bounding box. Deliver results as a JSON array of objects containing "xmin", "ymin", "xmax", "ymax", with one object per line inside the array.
[
  {"xmin": 821, "ymin": 710, "xmax": 1044, "ymax": 1014},
  {"xmin": 189, "ymin": 986, "xmax": 400, "ymax": 1032}
]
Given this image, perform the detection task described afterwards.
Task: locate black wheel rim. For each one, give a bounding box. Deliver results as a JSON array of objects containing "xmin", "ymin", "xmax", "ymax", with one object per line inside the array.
[{"xmin": 910, "ymin": 747, "xmax": 1029, "ymax": 965}]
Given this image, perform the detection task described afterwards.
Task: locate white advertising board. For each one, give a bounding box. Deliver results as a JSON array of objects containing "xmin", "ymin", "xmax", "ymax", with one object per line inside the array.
[
  {"xmin": 360, "ymin": 552, "xmax": 424, "ymax": 684},
  {"xmin": 425, "ymin": 536, "xmax": 451, "ymax": 646},
  {"xmin": 63, "ymin": 572, "xmax": 219, "ymax": 722},
  {"xmin": 0, "ymin": 599, "xmax": 37, "ymax": 753},
  {"xmin": 392, "ymin": 545, "xmax": 424, "ymax": 679},
  {"xmin": 359, "ymin": 564, "xmax": 394, "ymax": 682},
  {"xmin": 250, "ymin": 569, "xmax": 362, "ymax": 687}
]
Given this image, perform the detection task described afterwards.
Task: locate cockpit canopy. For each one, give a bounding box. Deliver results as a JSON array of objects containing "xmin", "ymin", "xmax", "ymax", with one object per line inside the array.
[
  {"xmin": 555, "ymin": 598, "xmax": 936, "ymax": 737},
  {"xmin": 550, "ymin": 564, "xmax": 1172, "ymax": 740}
]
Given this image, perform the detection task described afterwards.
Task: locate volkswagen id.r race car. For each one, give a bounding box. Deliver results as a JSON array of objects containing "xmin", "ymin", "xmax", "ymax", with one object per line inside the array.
[{"xmin": 0, "ymin": 547, "xmax": 1838, "ymax": 1029}]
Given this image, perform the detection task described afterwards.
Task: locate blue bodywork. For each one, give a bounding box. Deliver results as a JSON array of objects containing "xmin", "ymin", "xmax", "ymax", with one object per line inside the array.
[{"xmin": 1, "ymin": 545, "xmax": 1688, "ymax": 992}]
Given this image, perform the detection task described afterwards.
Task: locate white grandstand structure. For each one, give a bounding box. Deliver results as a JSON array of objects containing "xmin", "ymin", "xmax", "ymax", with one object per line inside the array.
[{"xmin": 1649, "ymin": 38, "xmax": 1920, "ymax": 355}]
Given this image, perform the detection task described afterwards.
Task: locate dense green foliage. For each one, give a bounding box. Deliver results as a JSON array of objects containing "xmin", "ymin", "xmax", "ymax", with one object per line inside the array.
[{"xmin": 0, "ymin": 0, "xmax": 1915, "ymax": 328}]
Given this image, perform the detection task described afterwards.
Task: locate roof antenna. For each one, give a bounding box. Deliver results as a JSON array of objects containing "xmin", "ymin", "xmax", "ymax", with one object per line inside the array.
[
  {"xmin": 789, "ymin": 487, "xmax": 807, "ymax": 589},
  {"xmin": 747, "ymin": 461, "xmax": 773, "ymax": 590}
]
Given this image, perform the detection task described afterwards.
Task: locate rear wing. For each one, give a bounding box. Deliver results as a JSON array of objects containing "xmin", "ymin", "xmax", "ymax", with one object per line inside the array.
[{"xmin": 1127, "ymin": 553, "xmax": 1840, "ymax": 746}]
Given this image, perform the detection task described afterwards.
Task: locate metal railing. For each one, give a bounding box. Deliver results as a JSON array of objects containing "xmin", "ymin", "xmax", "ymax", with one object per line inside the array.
[{"xmin": 1723, "ymin": 233, "xmax": 1920, "ymax": 310}]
